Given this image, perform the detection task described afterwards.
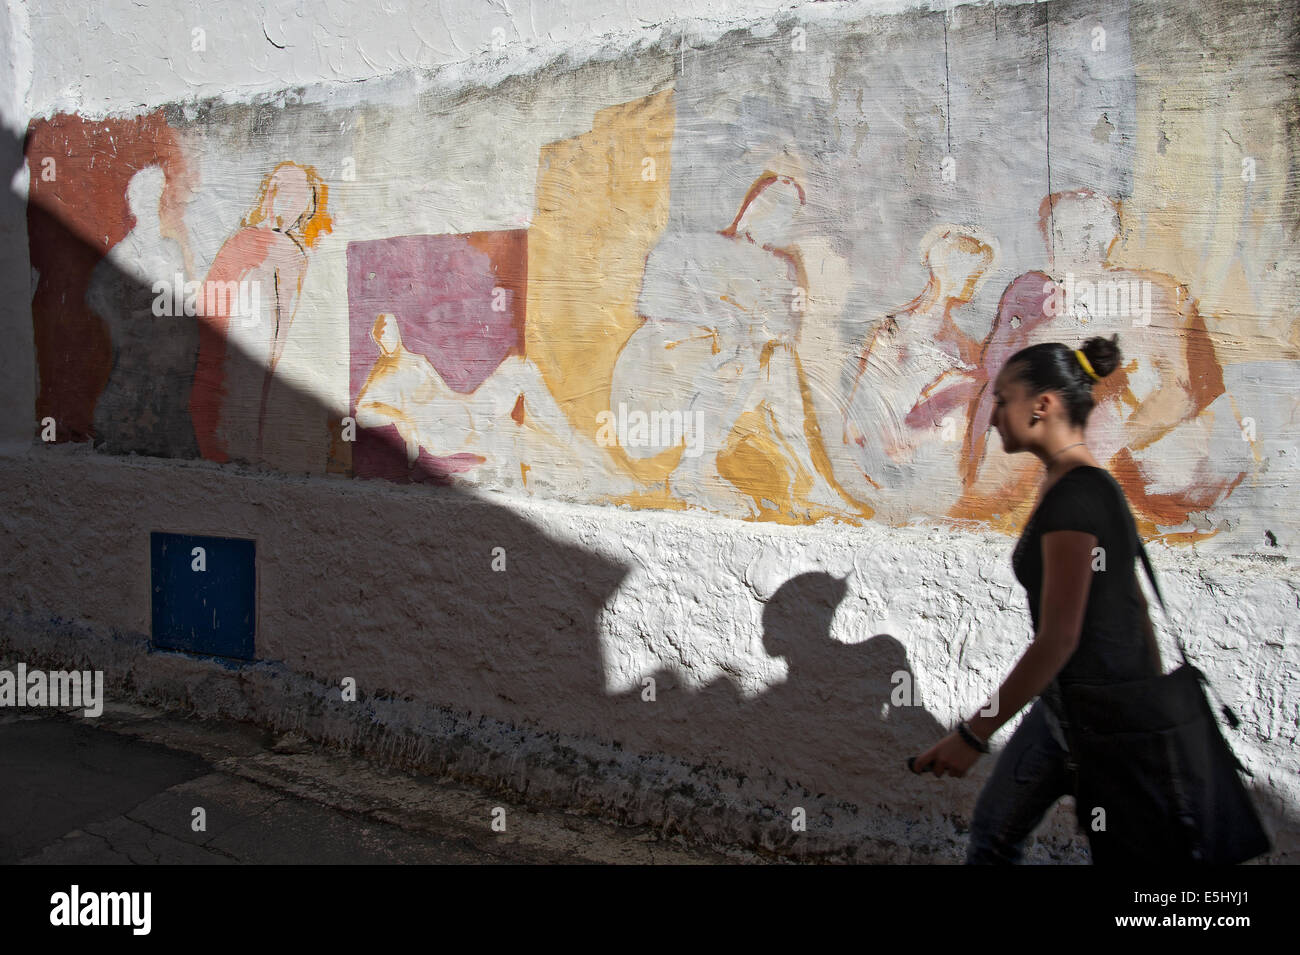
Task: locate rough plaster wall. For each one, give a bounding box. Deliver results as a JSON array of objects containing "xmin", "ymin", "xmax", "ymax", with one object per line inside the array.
[
  {"xmin": 159, "ymin": 52, "xmax": 678, "ymax": 477},
  {"xmin": 19, "ymin": 0, "xmax": 1297, "ymax": 540},
  {"xmin": 1, "ymin": 449, "xmax": 1296, "ymax": 859},
  {"xmin": 19, "ymin": 0, "xmax": 988, "ymax": 119},
  {"xmin": 3, "ymin": 0, "xmax": 1298, "ymax": 859}
]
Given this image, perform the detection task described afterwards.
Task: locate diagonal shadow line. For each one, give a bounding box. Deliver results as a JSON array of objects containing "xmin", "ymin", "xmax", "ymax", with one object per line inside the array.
[{"xmin": 2, "ymin": 116, "xmax": 1292, "ymax": 862}]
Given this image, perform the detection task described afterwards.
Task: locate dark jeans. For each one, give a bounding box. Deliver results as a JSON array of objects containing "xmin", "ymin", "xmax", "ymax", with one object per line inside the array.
[{"xmin": 965, "ymin": 698, "xmax": 1077, "ymax": 864}]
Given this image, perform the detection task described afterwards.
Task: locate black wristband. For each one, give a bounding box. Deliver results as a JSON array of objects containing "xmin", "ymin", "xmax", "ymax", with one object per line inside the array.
[{"xmin": 956, "ymin": 720, "xmax": 989, "ymax": 754}]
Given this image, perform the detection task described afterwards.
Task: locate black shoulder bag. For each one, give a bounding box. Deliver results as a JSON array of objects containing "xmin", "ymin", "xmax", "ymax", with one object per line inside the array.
[{"xmin": 1055, "ymin": 480, "xmax": 1272, "ymax": 864}]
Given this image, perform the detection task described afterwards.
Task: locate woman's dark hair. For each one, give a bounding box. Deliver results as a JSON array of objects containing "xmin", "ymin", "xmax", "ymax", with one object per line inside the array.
[{"xmin": 1003, "ymin": 335, "xmax": 1122, "ymax": 428}]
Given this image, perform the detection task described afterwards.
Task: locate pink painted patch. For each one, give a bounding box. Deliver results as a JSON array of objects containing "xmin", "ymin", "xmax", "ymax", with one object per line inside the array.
[
  {"xmin": 345, "ymin": 231, "xmax": 527, "ymax": 482},
  {"xmin": 966, "ymin": 270, "xmax": 1058, "ymax": 453},
  {"xmin": 346, "ymin": 232, "xmax": 526, "ymax": 396}
]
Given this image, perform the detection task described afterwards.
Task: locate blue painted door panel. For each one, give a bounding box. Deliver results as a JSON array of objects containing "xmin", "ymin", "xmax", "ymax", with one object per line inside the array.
[{"xmin": 151, "ymin": 532, "xmax": 256, "ymax": 660}]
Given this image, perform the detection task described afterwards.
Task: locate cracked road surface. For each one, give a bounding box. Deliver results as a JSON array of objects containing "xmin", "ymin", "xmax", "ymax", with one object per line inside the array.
[{"xmin": 0, "ymin": 703, "xmax": 760, "ymax": 865}]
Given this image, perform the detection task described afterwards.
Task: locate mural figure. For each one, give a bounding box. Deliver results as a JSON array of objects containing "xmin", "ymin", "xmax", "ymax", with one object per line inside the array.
[
  {"xmin": 354, "ymin": 313, "xmax": 620, "ymax": 489},
  {"xmin": 25, "ymin": 111, "xmax": 198, "ymax": 444},
  {"xmin": 960, "ymin": 190, "xmax": 1248, "ymax": 533},
  {"xmin": 23, "ymin": 74, "xmax": 1292, "ymax": 547},
  {"xmin": 353, "ymin": 312, "xmax": 483, "ymax": 477},
  {"xmin": 190, "ymin": 161, "xmax": 332, "ymax": 463},
  {"xmin": 836, "ymin": 226, "xmax": 998, "ymax": 521},
  {"xmin": 611, "ymin": 172, "xmax": 860, "ymax": 519},
  {"xmin": 88, "ymin": 165, "xmax": 199, "ymax": 457}
]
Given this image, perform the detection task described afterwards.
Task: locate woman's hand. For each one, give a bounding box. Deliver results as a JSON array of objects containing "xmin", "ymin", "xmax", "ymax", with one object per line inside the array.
[{"xmin": 912, "ymin": 731, "xmax": 982, "ymax": 778}]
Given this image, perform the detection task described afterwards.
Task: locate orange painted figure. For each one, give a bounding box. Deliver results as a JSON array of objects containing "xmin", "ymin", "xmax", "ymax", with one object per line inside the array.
[
  {"xmin": 838, "ymin": 226, "xmax": 997, "ymax": 521},
  {"xmin": 189, "ymin": 161, "xmax": 331, "ymax": 463},
  {"xmin": 354, "ymin": 312, "xmax": 623, "ymax": 491},
  {"xmin": 610, "ymin": 171, "xmax": 862, "ymax": 521},
  {"xmin": 958, "ymin": 190, "xmax": 1246, "ymax": 536}
]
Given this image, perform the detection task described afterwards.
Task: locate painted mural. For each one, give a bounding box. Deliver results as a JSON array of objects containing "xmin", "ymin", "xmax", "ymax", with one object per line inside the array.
[
  {"xmin": 24, "ymin": 0, "xmax": 1299, "ymax": 546},
  {"xmin": 191, "ymin": 160, "xmax": 332, "ymax": 464}
]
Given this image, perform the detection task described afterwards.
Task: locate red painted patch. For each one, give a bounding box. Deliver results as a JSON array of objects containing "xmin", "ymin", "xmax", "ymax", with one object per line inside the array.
[{"xmin": 25, "ymin": 112, "xmax": 193, "ymax": 441}]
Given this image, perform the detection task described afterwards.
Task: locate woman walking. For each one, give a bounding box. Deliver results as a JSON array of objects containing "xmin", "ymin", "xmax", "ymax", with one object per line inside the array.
[{"xmin": 912, "ymin": 334, "xmax": 1164, "ymax": 864}]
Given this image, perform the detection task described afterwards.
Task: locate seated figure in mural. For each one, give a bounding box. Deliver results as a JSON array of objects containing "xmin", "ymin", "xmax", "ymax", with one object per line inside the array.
[
  {"xmin": 189, "ymin": 161, "xmax": 332, "ymax": 464},
  {"xmin": 834, "ymin": 226, "xmax": 998, "ymax": 522},
  {"xmin": 958, "ymin": 190, "xmax": 1248, "ymax": 534},
  {"xmin": 355, "ymin": 313, "xmax": 620, "ymax": 491},
  {"xmin": 610, "ymin": 171, "xmax": 861, "ymax": 520},
  {"xmin": 88, "ymin": 165, "xmax": 199, "ymax": 458},
  {"xmin": 354, "ymin": 313, "xmax": 480, "ymax": 472}
]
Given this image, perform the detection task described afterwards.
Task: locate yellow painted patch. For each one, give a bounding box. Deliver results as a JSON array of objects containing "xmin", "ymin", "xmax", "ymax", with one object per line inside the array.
[
  {"xmin": 716, "ymin": 407, "xmax": 797, "ymax": 519},
  {"xmin": 1123, "ymin": 24, "xmax": 1296, "ymax": 357},
  {"xmin": 526, "ymin": 87, "xmax": 678, "ymax": 485}
]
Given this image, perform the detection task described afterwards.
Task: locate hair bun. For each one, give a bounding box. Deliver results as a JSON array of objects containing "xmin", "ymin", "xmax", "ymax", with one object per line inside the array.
[{"xmin": 1081, "ymin": 334, "xmax": 1121, "ymax": 379}]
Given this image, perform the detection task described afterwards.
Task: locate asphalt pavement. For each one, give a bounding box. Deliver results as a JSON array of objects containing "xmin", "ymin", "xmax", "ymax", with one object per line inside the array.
[{"xmin": 0, "ymin": 702, "xmax": 759, "ymax": 865}]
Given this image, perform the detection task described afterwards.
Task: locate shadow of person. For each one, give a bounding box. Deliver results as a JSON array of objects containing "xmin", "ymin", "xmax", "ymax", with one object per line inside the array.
[
  {"xmin": 607, "ymin": 572, "xmax": 948, "ymax": 825},
  {"xmin": 748, "ymin": 572, "xmax": 948, "ymax": 803}
]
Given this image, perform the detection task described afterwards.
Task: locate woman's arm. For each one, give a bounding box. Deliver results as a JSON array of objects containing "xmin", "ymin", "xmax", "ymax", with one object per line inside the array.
[
  {"xmin": 914, "ymin": 528, "xmax": 1095, "ymax": 777},
  {"xmin": 966, "ymin": 529, "xmax": 1095, "ymax": 741}
]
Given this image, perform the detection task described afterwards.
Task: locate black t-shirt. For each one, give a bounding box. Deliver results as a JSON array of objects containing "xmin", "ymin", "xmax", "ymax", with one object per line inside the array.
[{"xmin": 1012, "ymin": 466, "xmax": 1158, "ymax": 712}]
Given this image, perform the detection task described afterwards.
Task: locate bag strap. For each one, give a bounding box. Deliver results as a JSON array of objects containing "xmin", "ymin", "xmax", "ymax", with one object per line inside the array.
[
  {"xmin": 1132, "ymin": 538, "xmax": 1189, "ymax": 667},
  {"xmin": 1091, "ymin": 469, "xmax": 1186, "ymax": 663},
  {"xmin": 1102, "ymin": 471, "xmax": 1242, "ymax": 730}
]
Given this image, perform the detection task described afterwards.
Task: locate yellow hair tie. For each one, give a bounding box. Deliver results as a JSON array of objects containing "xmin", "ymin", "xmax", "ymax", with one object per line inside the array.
[{"xmin": 1074, "ymin": 349, "xmax": 1101, "ymax": 382}]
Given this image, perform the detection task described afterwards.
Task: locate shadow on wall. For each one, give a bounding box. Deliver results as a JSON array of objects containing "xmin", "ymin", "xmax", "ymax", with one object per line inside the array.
[
  {"xmin": 612, "ymin": 572, "xmax": 950, "ymax": 815},
  {"xmin": 5, "ymin": 118, "xmax": 959, "ymax": 842},
  {"xmin": 5, "ymin": 122, "xmax": 1290, "ymax": 862},
  {"xmin": 11, "ymin": 117, "xmax": 634, "ymax": 726}
]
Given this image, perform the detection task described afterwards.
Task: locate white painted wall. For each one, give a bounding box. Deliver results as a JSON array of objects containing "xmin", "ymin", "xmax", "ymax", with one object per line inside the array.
[
  {"xmin": 18, "ymin": 0, "xmax": 1010, "ymax": 119},
  {"xmin": 2, "ymin": 447, "xmax": 1295, "ymax": 859}
]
